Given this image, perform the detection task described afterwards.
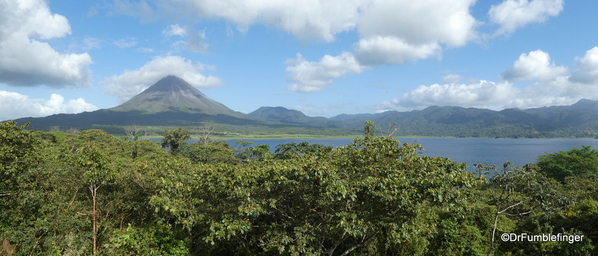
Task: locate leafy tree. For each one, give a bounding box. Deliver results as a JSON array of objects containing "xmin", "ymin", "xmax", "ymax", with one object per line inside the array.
[
  {"xmin": 274, "ymin": 141, "xmax": 333, "ymax": 159},
  {"xmin": 178, "ymin": 141, "xmax": 240, "ymax": 165},
  {"xmin": 537, "ymin": 145, "xmax": 598, "ymax": 182},
  {"xmin": 149, "ymin": 121, "xmax": 483, "ymax": 255},
  {"xmin": 476, "ymin": 163, "xmax": 571, "ymax": 255},
  {"xmin": 1, "ymin": 128, "xmax": 187, "ymax": 255},
  {"xmin": 233, "ymin": 140, "xmax": 272, "ymax": 161},
  {"xmin": 0, "ymin": 121, "xmax": 41, "ymax": 254},
  {"xmin": 0, "ymin": 121, "xmax": 39, "ymax": 198},
  {"xmin": 161, "ymin": 127, "xmax": 191, "ymax": 153}
]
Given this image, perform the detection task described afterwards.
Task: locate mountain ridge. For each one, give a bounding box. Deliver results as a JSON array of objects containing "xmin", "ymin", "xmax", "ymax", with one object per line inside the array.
[{"xmin": 8, "ymin": 75, "xmax": 598, "ymax": 138}]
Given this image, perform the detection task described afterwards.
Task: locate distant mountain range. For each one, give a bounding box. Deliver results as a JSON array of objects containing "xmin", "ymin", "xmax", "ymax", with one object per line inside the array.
[{"xmin": 10, "ymin": 75, "xmax": 598, "ymax": 138}]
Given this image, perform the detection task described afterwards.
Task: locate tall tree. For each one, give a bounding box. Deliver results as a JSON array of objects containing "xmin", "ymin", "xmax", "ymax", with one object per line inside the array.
[
  {"xmin": 537, "ymin": 145, "xmax": 598, "ymax": 182},
  {"xmin": 161, "ymin": 127, "xmax": 191, "ymax": 153}
]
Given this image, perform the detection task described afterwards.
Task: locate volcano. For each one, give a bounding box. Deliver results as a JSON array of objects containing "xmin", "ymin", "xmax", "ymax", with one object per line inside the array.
[
  {"xmin": 13, "ymin": 75, "xmax": 260, "ymax": 130},
  {"xmin": 111, "ymin": 75, "xmax": 242, "ymax": 117}
]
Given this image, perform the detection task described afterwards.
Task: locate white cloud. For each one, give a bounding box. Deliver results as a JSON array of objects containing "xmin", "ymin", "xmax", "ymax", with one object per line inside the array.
[
  {"xmin": 162, "ymin": 0, "xmax": 364, "ymax": 42},
  {"xmin": 285, "ymin": 52, "xmax": 364, "ymax": 92},
  {"xmin": 379, "ymin": 47, "xmax": 598, "ymax": 112},
  {"xmin": 0, "ymin": 91, "xmax": 98, "ymax": 120},
  {"xmin": 379, "ymin": 80, "xmax": 519, "ymax": 111},
  {"xmin": 163, "ymin": 24, "xmax": 187, "ymax": 37},
  {"xmin": 113, "ymin": 37, "xmax": 138, "ymax": 48},
  {"xmin": 354, "ymin": 36, "xmax": 442, "ymax": 65},
  {"xmin": 570, "ymin": 47, "xmax": 598, "ymax": 84},
  {"xmin": 489, "ymin": 0, "xmax": 564, "ymax": 36},
  {"xmin": 377, "ymin": 79, "xmax": 589, "ymax": 112},
  {"xmin": 501, "ymin": 50, "xmax": 567, "ymax": 81},
  {"xmin": 506, "ymin": 96, "xmax": 574, "ymax": 109},
  {"xmin": 110, "ymin": 0, "xmax": 483, "ymax": 89},
  {"xmin": 357, "ymin": 0, "xmax": 478, "ymax": 47},
  {"xmin": 0, "ymin": 0, "xmax": 92, "ymax": 87},
  {"xmin": 118, "ymin": 0, "xmax": 478, "ymax": 45},
  {"xmin": 102, "ymin": 56, "xmax": 222, "ymax": 102},
  {"xmin": 353, "ymin": 0, "xmax": 477, "ymax": 66}
]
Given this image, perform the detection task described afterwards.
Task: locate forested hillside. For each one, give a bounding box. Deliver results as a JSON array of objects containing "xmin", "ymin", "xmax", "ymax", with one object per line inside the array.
[
  {"xmin": 1, "ymin": 120, "xmax": 597, "ymax": 255},
  {"xmin": 11, "ymin": 77, "xmax": 598, "ymax": 138},
  {"xmin": 332, "ymin": 101, "xmax": 598, "ymax": 138}
]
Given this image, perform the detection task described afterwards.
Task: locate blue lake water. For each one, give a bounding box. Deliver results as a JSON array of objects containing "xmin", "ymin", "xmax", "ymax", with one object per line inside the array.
[
  {"xmin": 222, "ymin": 138, "xmax": 598, "ymax": 169},
  {"xmin": 160, "ymin": 138, "xmax": 598, "ymax": 170}
]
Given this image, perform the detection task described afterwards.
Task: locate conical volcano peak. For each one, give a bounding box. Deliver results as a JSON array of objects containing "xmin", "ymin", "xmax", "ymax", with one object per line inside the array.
[
  {"xmin": 110, "ymin": 75, "xmax": 240, "ymax": 116},
  {"xmin": 143, "ymin": 75, "xmax": 197, "ymax": 93}
]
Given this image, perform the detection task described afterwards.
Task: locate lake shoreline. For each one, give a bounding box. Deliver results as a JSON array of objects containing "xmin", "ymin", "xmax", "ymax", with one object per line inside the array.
[{"xmin": 141, "ymin": 134, "xmax": 598, "ymax": 140}]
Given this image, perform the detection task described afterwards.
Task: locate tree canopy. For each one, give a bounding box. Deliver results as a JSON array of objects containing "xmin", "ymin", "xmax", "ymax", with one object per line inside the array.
[
  {"xmin": 537, "ymin": 145, "xmax": 598, "ymax": 182},
  {"xmin": 1, "ymin": 121, "xmax": 596, "ymax": 255}
]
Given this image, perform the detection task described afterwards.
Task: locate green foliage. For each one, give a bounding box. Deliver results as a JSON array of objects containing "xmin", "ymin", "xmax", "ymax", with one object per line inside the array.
[
  {"xmin": 475, "ymin": 163, "xmax": 571, "ymax": 255},
  {"xmin": 537, "ymin": 145, "xmax": 598, "ymax": 182},
  {"xmin": 274, "ymin": 141, "xmax": 333, "ymax": 159},
  {"xmin": 161, "ymin": 127, "xmax": 191, "ymax": 153},
  {"xmin": 146, "ymin": 121, "xmax": 483, "ymax": 255},
  {"xmin": 3, "ymin": 120, "xmax": 598, "ymax": 255},
  {"xmin": 233, "ymin": 140, "xmax": 272, "ymax": 161},
  {"xmin": 103, "ymin": 222, "xmax": 188, "ymax": 255},
  {"xmin": 178, "ymin": 141, "xmax": 240, "ymax": 165},
  {"xmin": 0, "ymin": 121, "xmax": 38, "ymax": 175}
]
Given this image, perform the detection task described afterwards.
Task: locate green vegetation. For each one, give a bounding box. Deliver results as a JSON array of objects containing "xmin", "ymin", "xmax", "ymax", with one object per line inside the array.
[
  {"xmin": 537, "ymin": 145, "xmax": 598, "ymax": 182},
  {"xmin": 1, "ymin": 120, "xmax": 597, "ymax": 255},
  {"xmin": 14, "ymin": 97, "xmax": 598, "ymax": 139}
]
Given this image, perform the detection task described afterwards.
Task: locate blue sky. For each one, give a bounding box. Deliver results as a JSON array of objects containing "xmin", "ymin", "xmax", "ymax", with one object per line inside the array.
[{"xmin": 2, "ymin": 0, "xmax": 598, "ymax": 121}]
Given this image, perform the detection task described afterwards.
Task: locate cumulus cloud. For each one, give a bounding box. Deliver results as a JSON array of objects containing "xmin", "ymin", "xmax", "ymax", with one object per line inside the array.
[
  {"xmin": 350, "ymin": 0, "xmax": 477, "ymax": 67},
  {"xmin": 110, "ymin": 0, "xmax": 564, "ymax": 92},
  {"xmin": 357, "ymin": 0, "xmax": 477, "ymax": 47},
  {"xmin": 285, "ymin": 52, "xmax": 364, "ymax": 92},
  {"xmin": 110, "ymin": 0, "xmax": 363, "ymax": 42},
  {"xmin": 379, "ymin": 47, "xmax": 598, "ymax": 112},
  {"xmin": 354, "ymin": 36, "xmax": 442, "ymax": 65},
  {"xmin": 569, "ymin": 47, "xmax": 598, "ymax": 84},
  {"xmin": 0, "ymin": 91, "xmax": 98, "ymax": 121},
  {"xmin": 501, "ymin": 50, "xmax": 567, "ymax": 81},
  {"xmin": 108, "ymin": 0, "xmax": 482, "ymax": 91},
  {"xmin": 169, "ymin": 0, "xmax": 362, "ymax": 42},
  {"xmin": 489, "ymin": 0, "xmax": 564, "ymax": 36},
  {"xmin": 377, "ymin": 78, "xmax": 588, "ymax": 112},
  {"xmin": 102, "ymin": 56, "xmax": 222, "ymax": 102},
  {"xmin": 0, "ymin": 0, "xmax": 92, "ymax": 87},
  {"xmin": 379, "ymin": 80, "xmax": 519, "ymax": 111}
]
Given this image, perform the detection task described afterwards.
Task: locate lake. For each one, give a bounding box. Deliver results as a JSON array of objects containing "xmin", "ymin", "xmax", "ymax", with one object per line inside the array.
[
  {"xmin": 222, "ymin": 138, "xmax": 598, "ymax": 169},
  {"xmin": 159, "ymin": 138, "xmax": 598, "ymax": 170}
]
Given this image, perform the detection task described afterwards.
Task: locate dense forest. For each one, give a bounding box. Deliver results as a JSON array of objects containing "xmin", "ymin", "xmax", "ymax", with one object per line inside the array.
[{"xmin": 1, "ymin": 120, "xmax": 598, "ymax": 255}]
